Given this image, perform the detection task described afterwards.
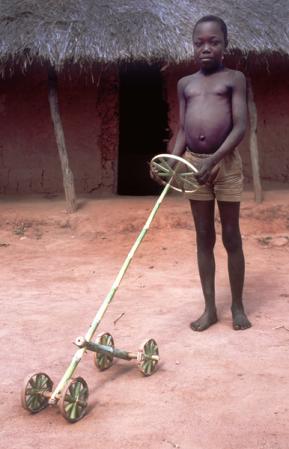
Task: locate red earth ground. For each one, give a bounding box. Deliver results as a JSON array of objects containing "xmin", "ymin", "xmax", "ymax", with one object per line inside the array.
[{"xmin": 0, "ymin": 189, "xmax": 289, "ymax": 449}]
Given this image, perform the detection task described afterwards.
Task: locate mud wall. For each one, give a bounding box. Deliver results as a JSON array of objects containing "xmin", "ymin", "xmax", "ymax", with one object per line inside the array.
[
  {"xmin": 1, "ymin": 61, "xmax": 288, "ymax": 195},
  {"xmin": 0, "ymin": 67, "xmax": 119, "ymax": 194},
  {"xmin": 164, "ymin": 63, "xmax": 289, "ymax": 184}
]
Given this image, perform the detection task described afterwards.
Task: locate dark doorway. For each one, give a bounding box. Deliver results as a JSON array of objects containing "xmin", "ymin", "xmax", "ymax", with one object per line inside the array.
[{"xmin": 117, "ymin": 63, "xmax": 170, "ymax": 195}]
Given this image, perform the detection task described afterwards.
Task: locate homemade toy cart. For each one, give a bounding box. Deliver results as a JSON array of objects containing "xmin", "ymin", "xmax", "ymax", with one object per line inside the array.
[{"xmin": 21, "ymin": 154, "xmax": 199, "ymax": 422}]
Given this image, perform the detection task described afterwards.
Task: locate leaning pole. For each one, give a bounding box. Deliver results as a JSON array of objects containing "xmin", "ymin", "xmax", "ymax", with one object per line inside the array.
[{"xmin": 48, "ymin": 66, "xmax": 77, "ymax": 213}]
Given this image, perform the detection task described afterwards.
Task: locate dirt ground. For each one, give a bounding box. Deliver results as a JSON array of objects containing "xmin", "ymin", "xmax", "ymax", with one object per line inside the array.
[{"xmin": 1, "ymin": 189, "xmax": 289, "ymax": 449}]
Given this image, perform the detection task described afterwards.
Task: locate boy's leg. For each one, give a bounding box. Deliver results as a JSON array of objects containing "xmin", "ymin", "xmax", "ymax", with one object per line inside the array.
[
  {"xmin": 189, "ymin": 199, "xmax": 218, "ymax": 331},
  {"xmin": 217, "ymin": 201, "xmax": 251, "ymax": 330}
]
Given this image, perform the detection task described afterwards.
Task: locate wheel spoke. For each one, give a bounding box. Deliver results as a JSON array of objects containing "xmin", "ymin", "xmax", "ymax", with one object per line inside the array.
[
  {"xmin": 178, "ymin": 171, "xmax": 193, "ymax": 177},
  {"xmin": 142, "ymin": 360, "xmax": 149, "ymax": 372},
  {"xmin": 70, "ymin": 402, "xmax": 77, "ymax": 420},
  {"xmin": 29, "ymin": 377, "xmax": 36, "ymax": 388},
  {"xmin": 179, "ymin": 175, "xmax": 197, "ymax": 188},
  {"xmin": 75, "ymin": 381, "xmax": 81, "ymax": 397},
  {"xmin": 175, "ymin": 175, "xmax": 183, "ymax": 190},
  {"xmin": 144, "ymin": 361, "xmax": 152, "ymax": 375},
  {"xmin": 31, "ymin": 396, "xmax": 40, "ymax": 410},
  {"xmin": 64, "ymin": 393, "xmax": 73, "ymax": 403},
  {"xmin": 69, "ymin": 383, "xmax": 77, "ymax": 400},
  {"xmin": 35, "ymin": 375, "xmax": 43, "ymax": 389},
  {"xmin": 26, "ymin": 394, "xmax": 35, "ymax": 408},
  {"xmin": 39, "ymin": 376, "xmax": 49, "ymax": 389},
  {"xmin": 75, "ymin": 404, "xmax": 82, "ymax": 418},
  {"xmin": 25, "ymin": 387, "xmax": 34, "ymax": 396},
  {"xmin": 65, "ymin": 402, "xmax": 74, "ymax": 413},
  {"xmin": 79, "ymin": 388, "xmax": 88, "ymax": 401},
  {"xmin": 158, "ymin": 172, "xmax": 171, "ymax": 178},
  {"xmin": 152, "ymin": 161, "xmax": 170, "ymax": 173},
  {"xmin": 98, "ymin": 354, "xmax": 105, "ymax": 364},
  {"xmin": 159, "ymin": 158, "xmax": 172, "ymax": 171}
]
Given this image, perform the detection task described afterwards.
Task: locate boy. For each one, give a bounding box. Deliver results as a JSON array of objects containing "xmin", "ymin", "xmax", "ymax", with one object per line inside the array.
[{"xmin": 169, "ymin": 15, "xmax": 251, "ymax": 331}]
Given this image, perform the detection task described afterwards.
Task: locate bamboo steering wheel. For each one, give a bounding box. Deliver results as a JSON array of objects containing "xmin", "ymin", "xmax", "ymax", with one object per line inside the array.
[{"xmin": 150, "ymin": 153, "xmax": 200, "ymax": 193}]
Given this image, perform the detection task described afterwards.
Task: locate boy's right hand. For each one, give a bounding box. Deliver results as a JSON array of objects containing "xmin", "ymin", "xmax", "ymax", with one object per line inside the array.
[
  {"xmin": 150, "ymin": 156, "xmax": 178, "ymax": 185},
  {"xmin": 150, "ymin": 165, "xmax": 161, "ymax": 183}
]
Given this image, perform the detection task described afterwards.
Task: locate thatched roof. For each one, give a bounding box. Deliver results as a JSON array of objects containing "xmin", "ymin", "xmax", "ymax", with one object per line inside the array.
[{"xmin": 0, "ymin": 0, "xmax": 288, "ymax": 74}]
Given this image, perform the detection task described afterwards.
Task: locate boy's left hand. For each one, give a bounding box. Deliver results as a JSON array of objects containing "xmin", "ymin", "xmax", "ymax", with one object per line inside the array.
[{"xmin": 196, "ymin": 158, "xmax": 220, "ymax": 185}]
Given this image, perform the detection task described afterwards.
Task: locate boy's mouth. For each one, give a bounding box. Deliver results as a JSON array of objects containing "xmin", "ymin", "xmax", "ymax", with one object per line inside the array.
[{"xmin": 200, "ymin": 59, "xmax": 214, "ymax": 64}]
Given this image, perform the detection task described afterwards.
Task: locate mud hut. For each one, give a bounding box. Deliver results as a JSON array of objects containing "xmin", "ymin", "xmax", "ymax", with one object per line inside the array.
[{"xmin": 0, "ymin": 1, "xmax": 288, "ymax": 203}]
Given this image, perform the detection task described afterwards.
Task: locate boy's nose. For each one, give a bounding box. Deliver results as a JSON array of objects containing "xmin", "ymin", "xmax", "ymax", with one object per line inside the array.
[{"xmin": 202, "ymin": 43, "xmax": 211, "ymax": 52}]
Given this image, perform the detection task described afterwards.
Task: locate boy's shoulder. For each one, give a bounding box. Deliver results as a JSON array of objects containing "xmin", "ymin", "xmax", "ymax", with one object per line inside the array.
[
  {"xmin": 225, "ymin": 68, "xmax": 246, "ymax": 84},
  {"xmin": 177, "ymin": 73, "xmax": 199, "ymax": 91}
]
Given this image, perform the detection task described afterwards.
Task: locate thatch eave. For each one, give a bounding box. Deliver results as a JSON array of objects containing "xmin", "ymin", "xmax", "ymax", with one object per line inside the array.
[{"xmin": 0, "ymin": 0, "xmax": 288, "ymax": 77}]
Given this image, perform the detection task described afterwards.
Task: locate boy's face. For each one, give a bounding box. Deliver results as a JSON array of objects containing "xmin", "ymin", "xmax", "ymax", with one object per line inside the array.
[{"xmin": 193, "ymin": 21, "xmax": 226, "ymax": 71}]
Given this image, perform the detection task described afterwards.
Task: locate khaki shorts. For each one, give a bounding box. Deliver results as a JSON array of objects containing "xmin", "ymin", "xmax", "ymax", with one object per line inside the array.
[{"xmin": 183, "ymin": 149, "xmax": 243, "ymax": 202}]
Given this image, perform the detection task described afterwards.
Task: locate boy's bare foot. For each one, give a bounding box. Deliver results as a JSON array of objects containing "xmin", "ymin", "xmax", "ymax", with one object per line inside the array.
[
  {"xmin": 190, "ymin": 309, "xmax": 218, "ymax": 331},
  {"xmin": 231, "ymin": 306, "xmax": 251, "ymax": 330}
]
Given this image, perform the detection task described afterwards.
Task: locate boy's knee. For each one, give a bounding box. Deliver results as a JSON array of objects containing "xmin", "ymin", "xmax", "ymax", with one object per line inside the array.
[
  {"xmin": 222, "ymin": 228, "xmax": 242, "ymax": 253},
  {"xmin": 196, "ymin": 228, "xmax": 216, "ymax": 251}
]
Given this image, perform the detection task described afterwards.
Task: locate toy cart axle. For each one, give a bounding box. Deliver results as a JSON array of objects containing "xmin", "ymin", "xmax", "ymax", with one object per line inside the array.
[{"xmin": 74, "ymin": 336, "xmax": 160, "ymax": 362}]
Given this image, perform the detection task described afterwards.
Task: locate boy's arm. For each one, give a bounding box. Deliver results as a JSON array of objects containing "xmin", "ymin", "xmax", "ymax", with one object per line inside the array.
[
  {"xmin": 170, "ymin": 79, "xmax": 187, "ymax": 157},
  {"xmin": 197, "ymin": 72, "xmax": 247, "ymax": 184}
]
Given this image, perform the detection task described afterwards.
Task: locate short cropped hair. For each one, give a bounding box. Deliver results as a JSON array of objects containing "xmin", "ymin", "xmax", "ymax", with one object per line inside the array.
[{"xmin": 193, "ymin": 15, "xmax": 228, "ymax": 47}]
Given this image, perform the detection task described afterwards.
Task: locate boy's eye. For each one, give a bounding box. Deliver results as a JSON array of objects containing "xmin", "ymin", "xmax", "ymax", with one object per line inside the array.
[{"xmin": 194, "ymin": 42, "xmax": 202, "ymax": 48}]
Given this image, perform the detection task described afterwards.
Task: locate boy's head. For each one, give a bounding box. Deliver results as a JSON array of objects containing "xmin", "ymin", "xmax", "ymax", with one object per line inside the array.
[
  {"xmin": 193, "ymin": 16, "xmax": 228, "ymax": 47},
  {"xmin": 193, "ymin": 15, "xmax": 228, "ymax": 71}
]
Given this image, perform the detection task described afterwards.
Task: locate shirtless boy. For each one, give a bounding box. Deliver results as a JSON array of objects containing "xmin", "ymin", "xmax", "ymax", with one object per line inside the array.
[{"xmin": 170, "ymin": 15, "xmax": 251, "ymax": 331}]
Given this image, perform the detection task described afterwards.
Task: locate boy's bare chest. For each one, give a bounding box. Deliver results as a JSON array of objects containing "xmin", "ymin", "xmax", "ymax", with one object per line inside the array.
[{"xmin": 184, "ymin": 76, "xmax": 232, "ymax": 101}]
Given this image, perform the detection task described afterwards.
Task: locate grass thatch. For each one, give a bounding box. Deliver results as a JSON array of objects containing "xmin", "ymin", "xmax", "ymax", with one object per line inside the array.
[{"xmin": 0, "ymin": 0, "xmax": 288, "ymax": 75}]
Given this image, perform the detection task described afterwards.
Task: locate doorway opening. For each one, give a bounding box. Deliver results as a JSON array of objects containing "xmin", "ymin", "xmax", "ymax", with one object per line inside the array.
[{"xmin": 117, "ymin": 63, "xmax": 170, "ymax": 195}]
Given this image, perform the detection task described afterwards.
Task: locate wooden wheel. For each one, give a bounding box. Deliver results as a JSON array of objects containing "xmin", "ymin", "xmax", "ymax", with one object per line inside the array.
[
  {"xmin": 21, "ymin": 372, "xmax": 53, "ymax": 413},
  {"xmin": 137, "ymin": 338, "xmax": 159, "ymax": 376},
  {"xmin": 94, "ymin": 332, "xmax": 114, "ymax": 371},
  {"xmin": 58, "ymin": 377, "xmax": 89, "ymax": 423},
  {"xmin": 150, "ymin": 154, "xmax": 199, "ymax": 193}
]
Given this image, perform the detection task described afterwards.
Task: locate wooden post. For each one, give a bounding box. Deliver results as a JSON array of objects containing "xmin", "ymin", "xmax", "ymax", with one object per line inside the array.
[
  {"xmin": 48, "ymin": 67, "xmax": 77, "ymax": 213},
  {"xmin": 247, "ymin": 78, "xmax": 263, "ymax": 203}
]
